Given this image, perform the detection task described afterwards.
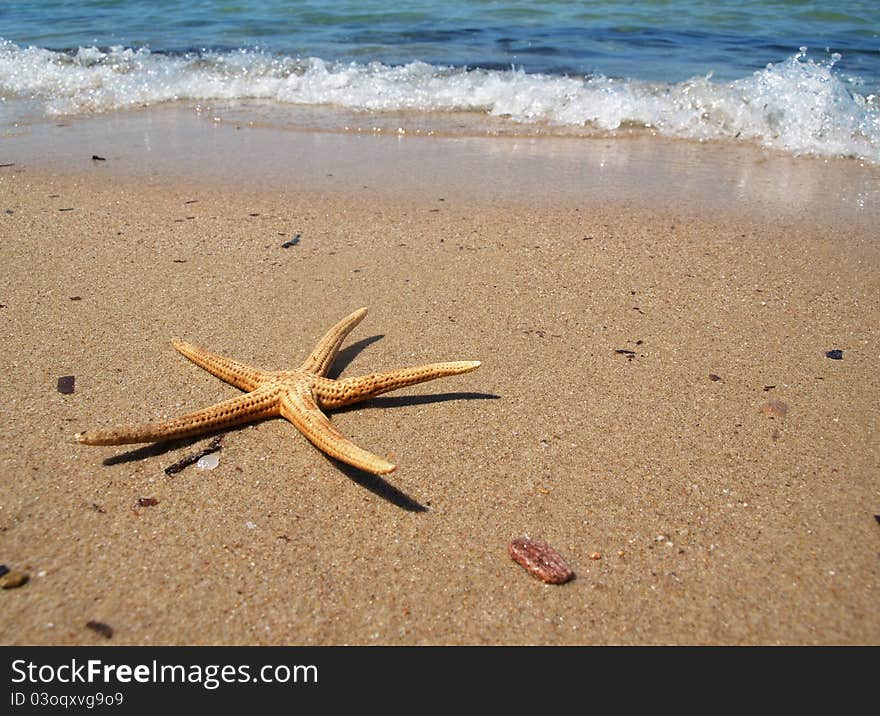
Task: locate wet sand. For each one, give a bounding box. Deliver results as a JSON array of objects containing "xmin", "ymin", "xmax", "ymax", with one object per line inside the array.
[{"xmin": 1, "ymin": 111, "xmax": 878, "ymax": 644}]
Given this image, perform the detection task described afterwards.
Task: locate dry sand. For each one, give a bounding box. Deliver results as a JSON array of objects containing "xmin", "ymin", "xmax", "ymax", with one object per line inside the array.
[{"xmin": 1, "ymin": 113, "xmax": 879, "ymax": 644}]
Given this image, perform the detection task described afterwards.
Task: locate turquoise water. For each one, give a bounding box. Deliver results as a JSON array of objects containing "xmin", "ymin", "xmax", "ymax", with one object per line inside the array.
[
  {"xmin": 3, "ymin": 0, "xmax": 878, "ymax": 82},
  {"xmin": 1, "ymin": 1, "xmax": 878, "ymax": 160}
]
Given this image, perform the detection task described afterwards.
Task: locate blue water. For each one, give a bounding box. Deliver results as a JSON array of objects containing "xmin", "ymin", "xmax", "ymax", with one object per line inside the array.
[
  {"xmin": 3, "ymin": 0, "xmax": 878, "ymax": 83},
  {"xmin": 1, "ymin": 0, "xmax": 879, "ymax": 160}
]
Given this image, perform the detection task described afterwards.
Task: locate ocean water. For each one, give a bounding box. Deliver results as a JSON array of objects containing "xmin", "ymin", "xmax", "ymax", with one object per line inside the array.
[{"xmin": 1, "ymin": 0, "xmax": 878, "ymax": 162}]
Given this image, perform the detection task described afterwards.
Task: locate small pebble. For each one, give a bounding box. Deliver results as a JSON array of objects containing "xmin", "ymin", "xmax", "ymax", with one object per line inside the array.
[
  {"xmin": 708, "ymin": 373, "xmax": 722, "ymax": 381},
  {"xmin": 825, "ymin": 349, "xmax": 843, "ymax": 360},
  {"xmin": 196, "ymin": 453, "xmax": 220, "ymax": 470},
  {"xmin": 57, "ymin": 375, "xmax": 75, "ymax": 394},
  {"xmin": 508, "ymin": 537, "xmax": 574, "ymax": 584},
  {"xmin": 1, "ymin": 570, "xmax": 30, "ymax": 589},
  {"xmin": 137, "ymin": 497, "xmax": 159, "ymax": 507},
  {"xmin": 759, "ymin": 399, "xmax": 788, "ymax": 418},
  {"xmin": 589, "ymin": 552, "xmax": 602, "ymax": 560},
  {"xmin": 86, "ymin": 621, "xmax": 113, "ymax": 639}
]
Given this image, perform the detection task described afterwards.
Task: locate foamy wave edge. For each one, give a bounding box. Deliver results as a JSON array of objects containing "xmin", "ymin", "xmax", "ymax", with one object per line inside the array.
[{"xmin": 2, "ymin": 40, "xmax": 878, "ymax": 163}]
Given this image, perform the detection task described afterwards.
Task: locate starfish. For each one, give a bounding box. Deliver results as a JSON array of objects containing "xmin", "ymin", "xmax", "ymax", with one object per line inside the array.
[{"xmin": 76, "ymin": 307, "xmax": 480, "ymax": 475}]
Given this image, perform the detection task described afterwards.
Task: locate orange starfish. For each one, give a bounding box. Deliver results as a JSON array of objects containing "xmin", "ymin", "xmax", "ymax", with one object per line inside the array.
[{"xmin": 76, "ymin": 308, "xmax": 480, "ymax": 474}]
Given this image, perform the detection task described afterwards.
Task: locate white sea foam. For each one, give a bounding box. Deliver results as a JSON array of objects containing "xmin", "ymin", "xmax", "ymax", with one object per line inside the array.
[{"xmin": 1, "ymin": 40, "xmax": 877, "ymax": 162}]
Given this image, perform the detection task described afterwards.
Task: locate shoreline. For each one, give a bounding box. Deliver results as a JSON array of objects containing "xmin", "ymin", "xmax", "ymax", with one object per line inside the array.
[
  {"xmin": 2, "ymin": 114, "xmax": 878, "ymax": 645},
  {"xmin": 3, "ymin": 103, "xmax": 879, "ymax": 231}
]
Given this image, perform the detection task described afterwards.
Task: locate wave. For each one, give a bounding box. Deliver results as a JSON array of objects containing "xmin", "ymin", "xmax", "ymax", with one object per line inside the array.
[{"xmin": 1, "ymin": 40, "xmax": 877, "ymax": 162}]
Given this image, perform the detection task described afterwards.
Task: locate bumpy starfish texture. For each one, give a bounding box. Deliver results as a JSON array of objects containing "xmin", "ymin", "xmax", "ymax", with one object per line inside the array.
[{"xmin": 76, "ymin": 308, "xmax": 480, "ymax": 475}]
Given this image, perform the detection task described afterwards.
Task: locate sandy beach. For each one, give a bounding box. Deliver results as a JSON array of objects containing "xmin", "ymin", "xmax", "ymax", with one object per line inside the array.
[{"xmin": 1, "ymin": 111, "xmax": 878, "ymax": 645}]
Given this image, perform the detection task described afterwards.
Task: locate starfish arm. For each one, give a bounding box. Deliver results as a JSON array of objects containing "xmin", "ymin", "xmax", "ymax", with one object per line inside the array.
[
  {"xmin": 75, "ymin": 386, "xmax": 281, "ymax": 445},
  {"xmin": 280, "ymin": 386, "xmax": 396, "ymax": 475},
  {"xmin": 314, "ymin": 361, "xmax": 481, "ymax": 409},
  {"xmin": 298, "ymin": 307, "xmax": 368, "ymax": 376},
  {"xmin": 172, "ymin": 339, "xmax": 266, "ymax": 391}
]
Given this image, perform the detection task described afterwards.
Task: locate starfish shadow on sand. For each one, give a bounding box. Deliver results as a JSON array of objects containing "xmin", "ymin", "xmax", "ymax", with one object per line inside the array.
[
  {"xmin": 335, "ymin": 391, "xmax": 499, "ymax": 413},
  {"xmin": 101, "ymin": 391, "xmax": 497, "ymax": 511},
  {"xmin": 100, "ymin": 425, "xmax": 251, "ymax": 466},
  {"xmin": 326, "ymin": 334, "xmax": 385, "ymax": 378},
  {"xmin": 328, "ymin": 460, "xmax": 430, "ymax": 512},
  {"xmin": 102, "ymin": 395, "xmax": 497, "ymax": 512}
]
